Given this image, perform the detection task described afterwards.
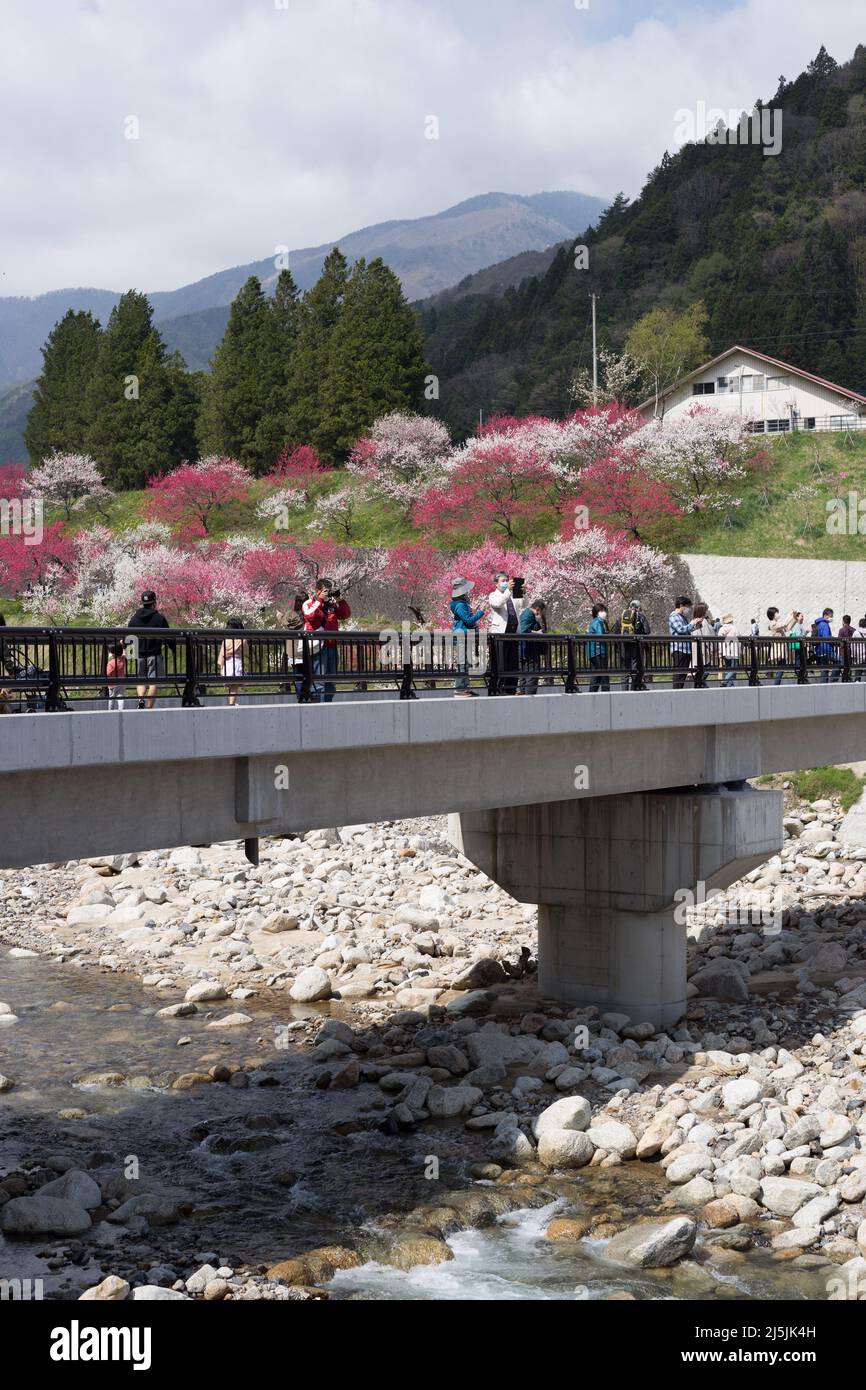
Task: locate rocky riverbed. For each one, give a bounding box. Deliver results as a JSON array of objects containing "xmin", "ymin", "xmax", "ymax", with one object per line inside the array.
[{"xmin": 1, "ymin": 794, "xmax": 865, "ymax": 1301}]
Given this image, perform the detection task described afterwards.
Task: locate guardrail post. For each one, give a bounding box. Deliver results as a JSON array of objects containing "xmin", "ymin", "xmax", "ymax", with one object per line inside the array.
[
  {"xmin": 796, "ymin": 639, "xmax": 808, "ymax": 684},
  {"xmin": 299, "ymin": 635, "xmax": 315, "ymax": 703},
  {"xmin": 747, "ymin": 637, "xmax": 759, "ymax": 687},
  {"xmin": 486, "ymin": 634, "xmax": 498, "ymax": 695},
  {"xmin": 565, "ymin": 637, "xmax": 577, "ymax": 693},
  {"xmin": 695, "ymin": 638, "xmax": 706, "ymax": 689},
  {"xmin": 633, "ymin": 636, "xmax": 645, "ymax": 691},
  {"xmin": 181, "ymin": 632, "xmax": 200, "ymax": 707},
  {"xmin": 45, "ymin": 629, "xmax": 63, "ymax": 712}
]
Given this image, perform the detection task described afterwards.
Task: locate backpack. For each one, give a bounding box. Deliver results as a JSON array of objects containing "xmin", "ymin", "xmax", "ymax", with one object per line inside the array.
[{"xmin": 619, "ymin": 608, "xmax": 636, "ymax": 637}]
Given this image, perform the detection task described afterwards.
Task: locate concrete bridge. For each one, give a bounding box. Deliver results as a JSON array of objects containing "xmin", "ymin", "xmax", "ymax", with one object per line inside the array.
[{"xmin": 3, "ymin": 683, "xmax": 866, "ymax": 1024}]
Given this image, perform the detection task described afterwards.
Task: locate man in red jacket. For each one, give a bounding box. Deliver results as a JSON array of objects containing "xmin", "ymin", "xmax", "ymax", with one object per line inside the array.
[{"xmin": 301, "ymin": 577, "xmax": 351, "ymax": 703}]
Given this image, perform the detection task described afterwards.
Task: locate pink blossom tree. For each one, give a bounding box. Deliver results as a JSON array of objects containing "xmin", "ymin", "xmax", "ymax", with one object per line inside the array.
[
  {"xmin": 271, "ymin": 444, "xmax": 331, "ymax": 480},
  {"xmin": 144, "ymin": 457, "xmax": 252, "ymax": 539},
  {"xmin": 380, "ymin": 542, "xmax": 446, "ymax": 622},
  {"xmin": 413, "ymin": 438, "xmax": 556, "ymax": 546}
]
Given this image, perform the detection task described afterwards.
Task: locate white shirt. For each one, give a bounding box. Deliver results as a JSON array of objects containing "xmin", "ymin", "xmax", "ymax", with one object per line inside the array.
[{"xmin": 487, "ymin": 586, "xmax": 524, "ymax": 634}]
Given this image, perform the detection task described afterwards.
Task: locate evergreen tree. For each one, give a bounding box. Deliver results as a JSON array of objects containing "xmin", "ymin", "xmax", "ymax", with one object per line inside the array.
[
  {"xmin": 197, "ymin": 275, "xmax": 283, "ymax": 473},
  {"xmin": 24, "ymin": 309, "xmax": 101, "ymax": 464},
  {"xmin": 254, "ymin": 269, "xmax": 301, "ymax": 467},
  {"xmin": 317, "ymin": 258, "xmax": 428, "ymax": 459},
  {"xmin": 284, "ymin": 248, "xmax": 349, "ymax": 451},
  {"xmin": 83, "ymin": 291, "xmax": 195, "ymax": 488}
]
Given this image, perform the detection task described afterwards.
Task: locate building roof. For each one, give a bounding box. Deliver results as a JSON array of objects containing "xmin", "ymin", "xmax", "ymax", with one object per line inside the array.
[{"xmin": 637, "ymin": 344, "xmax": 866, "ymax": 414}]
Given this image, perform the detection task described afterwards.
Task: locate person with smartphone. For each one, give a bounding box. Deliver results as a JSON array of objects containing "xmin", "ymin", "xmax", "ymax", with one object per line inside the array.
[{"xmin": 488, "ymin": 571, "xmax": 524, "ymax": 694}]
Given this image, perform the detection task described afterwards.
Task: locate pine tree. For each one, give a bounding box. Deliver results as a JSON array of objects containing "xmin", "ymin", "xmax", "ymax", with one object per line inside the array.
[
  {"xmin": 24, "ymin": 309, "xmax": 101, "ymax": 464},
  {"xmin": 317, "ymin": 257, "xmax": 428, "ymax": 458},
  {"xmin": 284, "ymin": 248, "xmax": 349, "ymax": 452},
  {"xmin": 254, "ymin": 269, "xmax": 301, "ymax": 467},
  {"xmin": 196, "ymin": 275, "xmax": 282, "ymax": 473},
  {"xmin": 84, "ymin": 291, "xmax": 197, "ymax": 489}
]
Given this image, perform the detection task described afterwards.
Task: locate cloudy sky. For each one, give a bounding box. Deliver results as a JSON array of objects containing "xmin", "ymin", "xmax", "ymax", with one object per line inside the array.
[{"xmin": 2, "ymin": 0, "xmax": 864, "ymax": 297}]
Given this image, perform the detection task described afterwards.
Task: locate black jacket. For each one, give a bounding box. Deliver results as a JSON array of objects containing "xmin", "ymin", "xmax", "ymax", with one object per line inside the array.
[{"xmin": 127, "ymin": 606, "xmax": 171, "ymax": 657}]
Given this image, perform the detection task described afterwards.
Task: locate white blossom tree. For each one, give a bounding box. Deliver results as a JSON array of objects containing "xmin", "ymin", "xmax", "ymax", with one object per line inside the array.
[
  {"xmin": 347, "ymin": 412, "xmax": 451, "ymax": 517},
  {"xmin": 26, "ymin": 452, "xmax": 113, "ymax": 520}
]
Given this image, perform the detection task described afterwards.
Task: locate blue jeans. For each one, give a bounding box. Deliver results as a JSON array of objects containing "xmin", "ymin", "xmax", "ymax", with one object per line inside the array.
[
  {"xmin": 723, "ymin": 657, "xmax": 738, "ymax": 688},
  {"xmin": 313, "ymin": 645, "xmax": 338, "ymax": 702},
  {"xmin": 820, "ymin": 658, "xmax": 842, "ymax": 684}
]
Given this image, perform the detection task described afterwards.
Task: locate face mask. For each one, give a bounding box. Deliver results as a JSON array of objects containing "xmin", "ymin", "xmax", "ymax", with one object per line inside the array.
[
  {"xmin": 598, "ymin": 611, "xmax": 607, "ymax": 620},
  {"xmin": 498, "ymin": 580, "xmax": 508, "ymax": 591}
]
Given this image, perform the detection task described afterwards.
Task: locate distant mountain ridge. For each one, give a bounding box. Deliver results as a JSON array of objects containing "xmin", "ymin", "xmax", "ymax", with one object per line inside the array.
[{"xmin": 0, "ymin": 190, "xmax": 606, "ymax": 394}]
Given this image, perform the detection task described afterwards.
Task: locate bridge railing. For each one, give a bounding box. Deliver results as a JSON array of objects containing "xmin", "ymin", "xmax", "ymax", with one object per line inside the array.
[{"xmin": 3, "ymin": 626, "xmax": 866, "ymax": 709}]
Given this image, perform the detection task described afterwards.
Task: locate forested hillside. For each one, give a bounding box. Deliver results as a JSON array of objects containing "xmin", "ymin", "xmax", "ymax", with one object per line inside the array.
[{"xmin": 420, "ymin": 45, "xmax": 866, "ymax": 437}]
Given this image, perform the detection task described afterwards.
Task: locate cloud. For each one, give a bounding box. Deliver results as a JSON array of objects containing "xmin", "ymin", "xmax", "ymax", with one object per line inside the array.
[{"xmin": 0, "ymin": 0, "xmax": 863, "ymax": 296}]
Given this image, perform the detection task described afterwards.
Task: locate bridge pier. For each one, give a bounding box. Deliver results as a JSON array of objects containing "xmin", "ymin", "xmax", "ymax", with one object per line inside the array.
[{"xmin": 449, "ymin": 784, "xmax": 783, "ymax": 1028}]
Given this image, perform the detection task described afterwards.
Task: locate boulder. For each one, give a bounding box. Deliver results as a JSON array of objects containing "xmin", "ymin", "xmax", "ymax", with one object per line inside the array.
[
  {"xmin": 289, "ymin": 967, "xmax": 332, "ymax": 1003},
  {"xmin": 605, "ymin": 1217, "xmax": 697, "ymax": 1269},
  {"xmin": 586, "ymin": 1120, "xmax": 637, "ymax": 1158},
  {"xmin": 1, "ymin": 1195, "xmax": 92, "ymax": 1235},
  {"xmin": 537, "ymin": 1129, "xmax": 594, "ymax": 1170},
  {"xmin": 689, "ymin": 960, "xmax": 749, "ymax": 1002},
  {"xmin": 759, "ymin": 1177, "xmax": 824, "ymax": 1217}
]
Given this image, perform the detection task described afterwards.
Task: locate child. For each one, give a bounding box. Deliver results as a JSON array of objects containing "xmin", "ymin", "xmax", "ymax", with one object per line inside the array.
[
  {"xmin": 106, "ymin": 640, "xmax": 127, "ymax": 711},
  {"xmin": 218, "ymin": 618, "xmax": 247, "ymax": 706}
]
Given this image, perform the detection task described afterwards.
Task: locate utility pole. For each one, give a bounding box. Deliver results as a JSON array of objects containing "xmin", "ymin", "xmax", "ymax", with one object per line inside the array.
[{"xmin": 590, "ymin": 292, "xmax": 598, "ymax": 405}]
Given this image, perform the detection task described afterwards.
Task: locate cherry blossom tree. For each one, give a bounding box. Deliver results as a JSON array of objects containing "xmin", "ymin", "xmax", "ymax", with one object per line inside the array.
[
  {"xmin": 144, "ymin": 456, "xmax": 252, "ymax": 539},
  {"xmin": 271, "ymin": 444, "xmax": 330, "ymax": 479},
  {"xmin": 256, "ymin": 486, "xmax": 308, "ymax": 531},
  {"xmin": 413, "ymin": 439, "xmax": 556, "ymax": 546},
  {"xmin": 379, "ymin": 542, "xmax": 446, "ymax": 622},
  {"xmin": 25, "ymin": 452, "xmax": 112, "ymax": 520},
  {"xmin": 0, "ymin": 521, "xmax": 77, "ymax": 619},
  {"xmin": 348, "ymin": 412, "xmax": 451, "ymax": 516},
  {"xmin": 573, "ymin": 450, "xmax": 684, "ymax": 543},
  {"xmin": 307, "ymin": 486, "xmax": 363, "ymax": 541},
  {"xmin": 526, "ymin": 527, "xmax": 673, "ymax": 628},
  {"xmin": 631, "ymin": 405, "xmax": 750, "ymax": 512}
]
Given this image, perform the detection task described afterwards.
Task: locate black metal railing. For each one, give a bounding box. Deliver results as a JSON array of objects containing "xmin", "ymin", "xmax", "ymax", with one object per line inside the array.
[{"xmin": 1, "ymin": 626, "xmax": 865, "ymax": 710}]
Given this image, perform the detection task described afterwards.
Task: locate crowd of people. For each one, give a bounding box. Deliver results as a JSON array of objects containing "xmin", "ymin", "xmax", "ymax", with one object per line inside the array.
[{"xmin": 1, "ymin": 578, "xmax": 863, "ymax": 710}]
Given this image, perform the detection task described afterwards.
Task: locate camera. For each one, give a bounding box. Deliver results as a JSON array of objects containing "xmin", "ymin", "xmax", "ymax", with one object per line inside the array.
[{"xmin": 512, "ymin": 577, "xmax": 525, "ymax": 599}]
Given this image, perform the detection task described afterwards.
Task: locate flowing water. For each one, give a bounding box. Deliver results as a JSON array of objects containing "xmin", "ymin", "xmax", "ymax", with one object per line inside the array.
[{"xmin": 0, "ymin": 953, "xmax": 836, "ymax": 1301}]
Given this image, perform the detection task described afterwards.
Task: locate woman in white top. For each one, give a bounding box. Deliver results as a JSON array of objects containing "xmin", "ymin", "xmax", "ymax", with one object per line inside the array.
[{"xmin": 218, "ymin": 618, "xmax": 247, "ymax": 706}]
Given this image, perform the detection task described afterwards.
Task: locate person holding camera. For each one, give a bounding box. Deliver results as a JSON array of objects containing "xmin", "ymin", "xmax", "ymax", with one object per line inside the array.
[
  {"xmin": 488, "ymin": 572, "xmax": 524, "ymax": 694},
  {"xmin": 302, "ymin": 577, "xmax": 351, "ymax": 703}
]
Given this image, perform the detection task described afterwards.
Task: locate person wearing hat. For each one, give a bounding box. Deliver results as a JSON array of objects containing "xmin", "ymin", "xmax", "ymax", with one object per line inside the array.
[
  {"xmin": 450, "ymin": 578, "xmax": 485, "ymax": 697},
  {"xmin": 718, "ymin": 612, "xmax": 739, "ymax": 687},
  {"xmin": 127, "ymin": 589, "xmax": 171, "ymax": 709}
]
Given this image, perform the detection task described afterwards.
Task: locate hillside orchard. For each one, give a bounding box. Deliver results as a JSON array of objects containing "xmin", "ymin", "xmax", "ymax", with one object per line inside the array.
[{"xmin": 1, "ymin": 403, "xmax": 771, "ymax": 630}]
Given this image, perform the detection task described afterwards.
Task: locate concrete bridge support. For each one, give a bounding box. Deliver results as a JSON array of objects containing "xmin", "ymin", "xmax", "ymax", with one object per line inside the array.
[{"xmin": 449, "ymin": 785, "xmax": 783, "ymax": 1028}]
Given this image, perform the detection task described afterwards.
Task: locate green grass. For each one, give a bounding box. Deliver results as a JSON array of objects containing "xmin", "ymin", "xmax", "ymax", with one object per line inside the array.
[
  {"xmin": 779, "ymin": 765, "xmax": 865, "ymax": 811},
  {"xmin": 684, "ymin": 431, "xmax": 866, "ymax": 559},
  {"xmin": 23, "ymin": 430, "xmax": 866, "ymax": 564}
]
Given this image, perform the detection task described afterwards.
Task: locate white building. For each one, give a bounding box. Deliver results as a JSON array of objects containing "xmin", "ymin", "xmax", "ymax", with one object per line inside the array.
[{"xmin": 639, "ymin": 344, "xmax": 866, "ymax": 434}]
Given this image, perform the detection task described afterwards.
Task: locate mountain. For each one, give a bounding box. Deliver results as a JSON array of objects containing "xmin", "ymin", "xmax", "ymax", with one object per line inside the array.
[
  {"xmin": 0, "ymin": 379, "xmax": 35, "ymax": 464},
  {"xmin": 0, "ymin": 190, "xmax": 607, "ymax": 392},
  {"xmin": 418, "ymin": 44, "xmax": 866, "ymax": 437}
]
